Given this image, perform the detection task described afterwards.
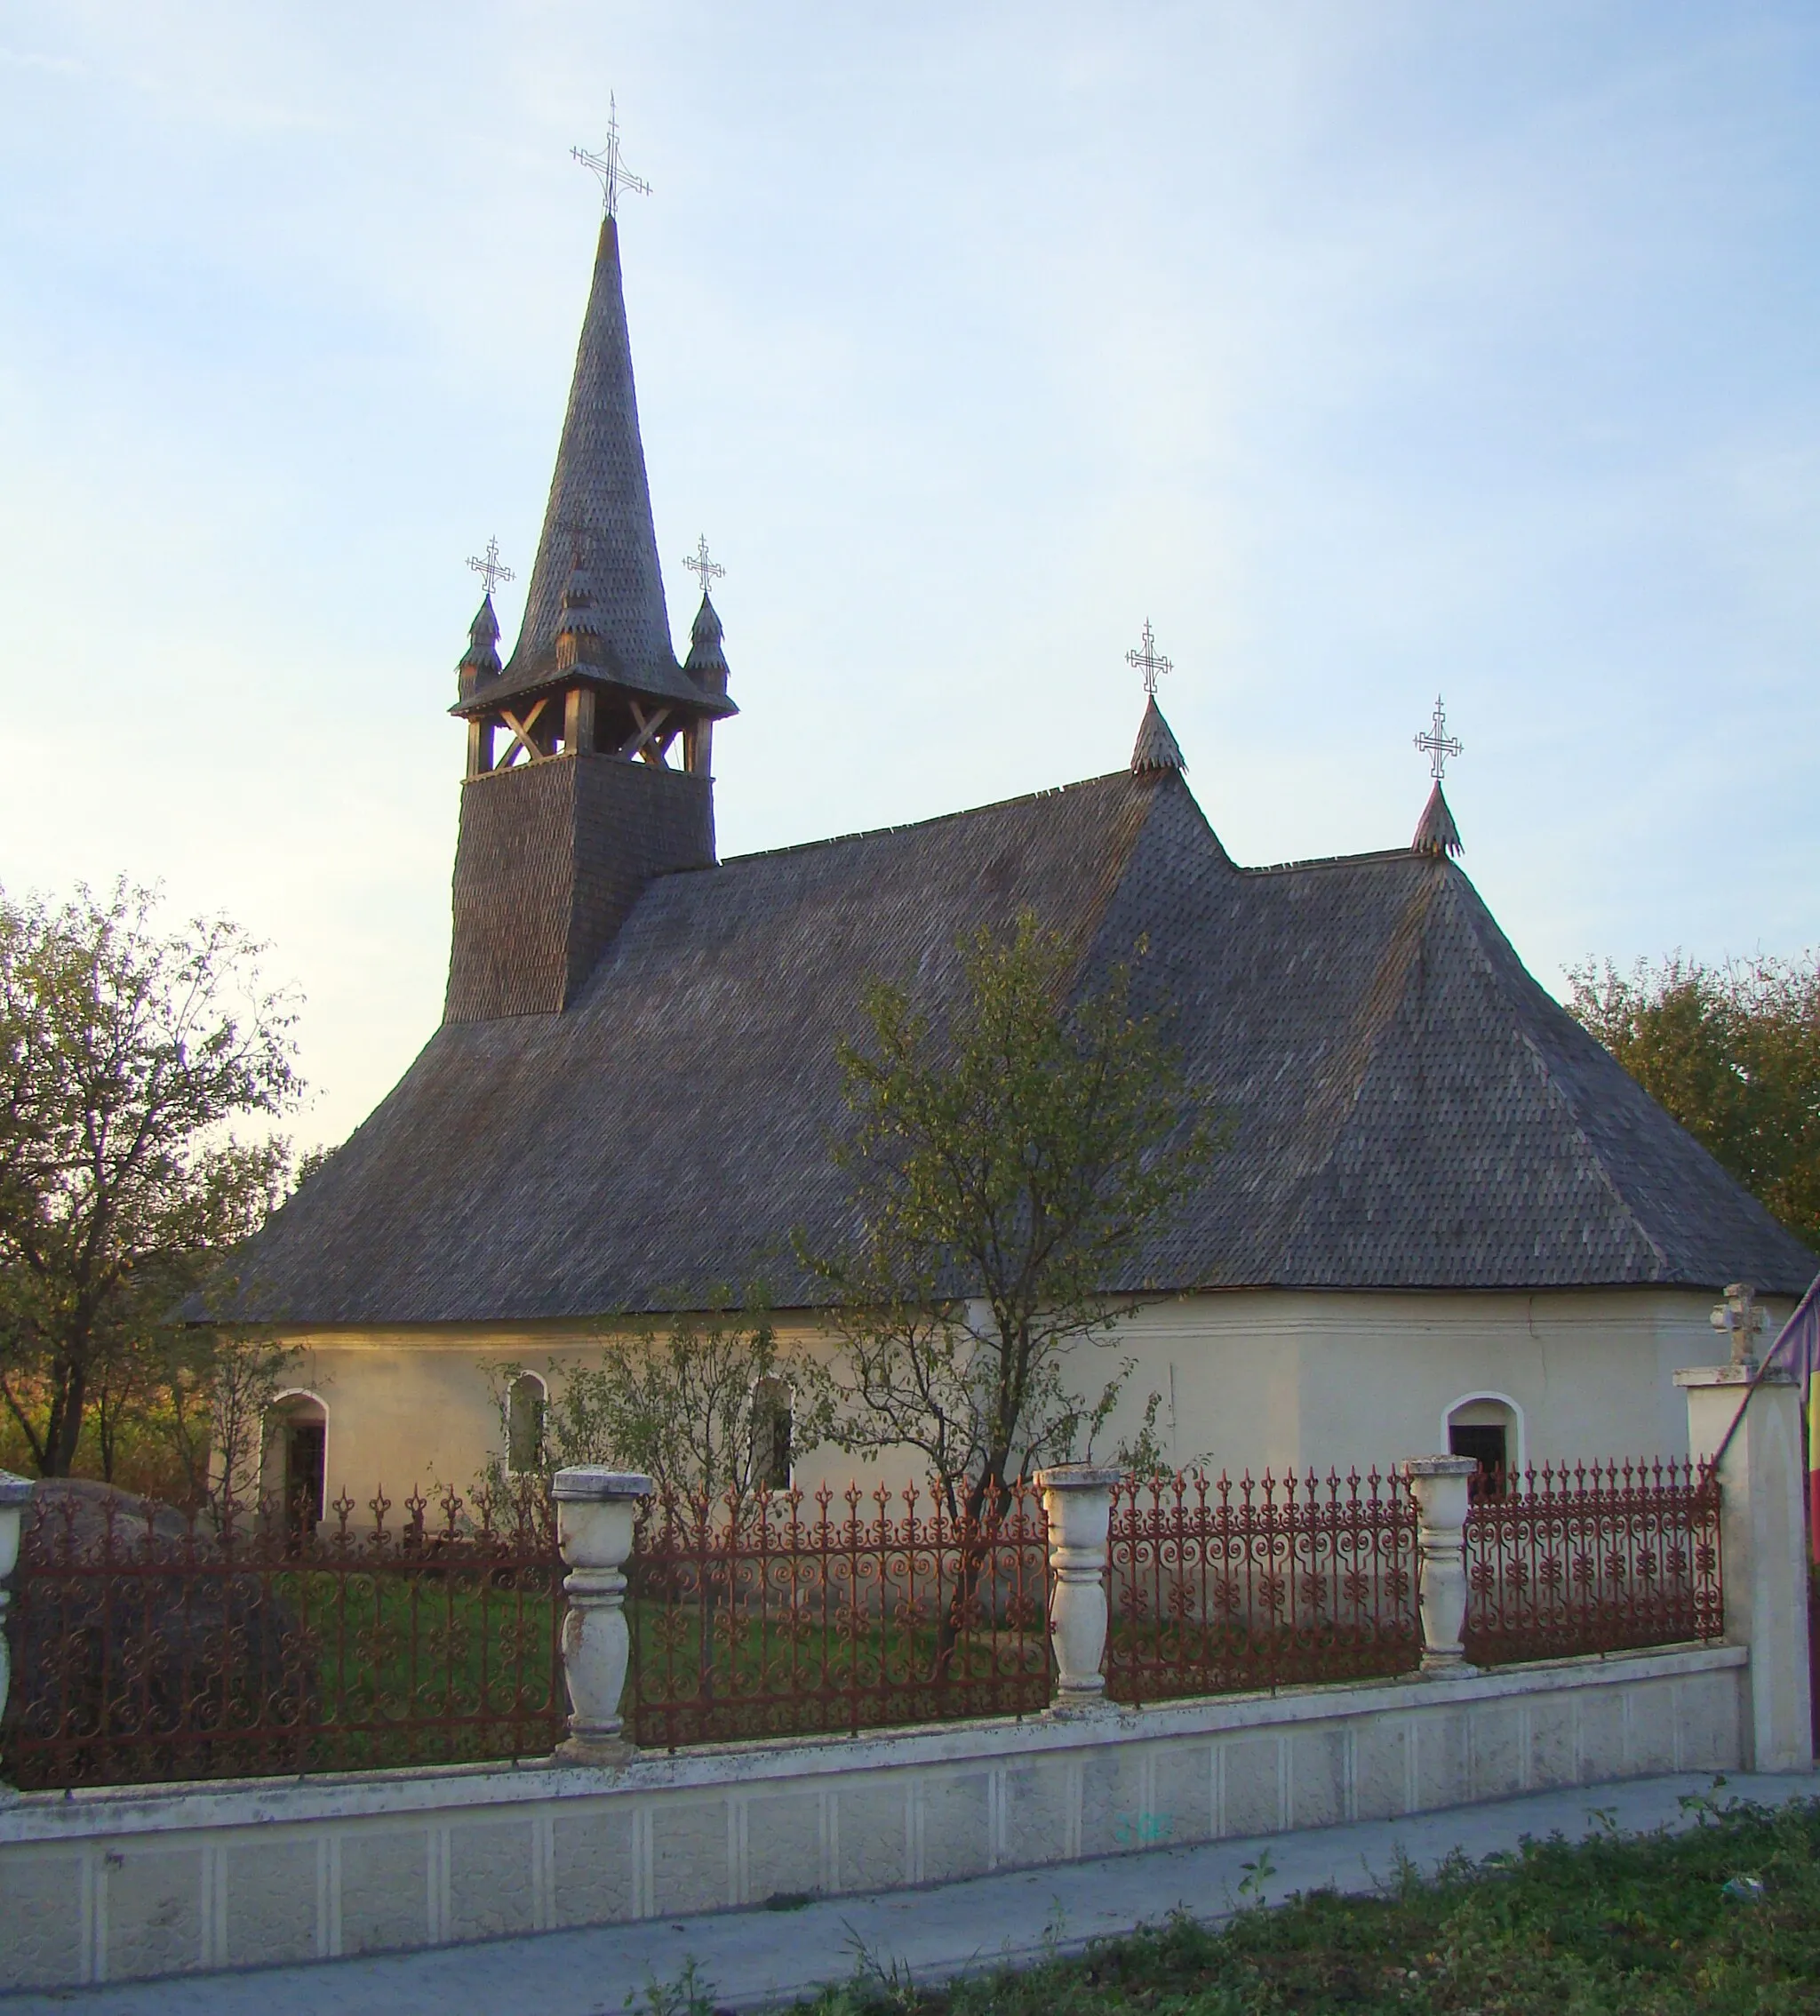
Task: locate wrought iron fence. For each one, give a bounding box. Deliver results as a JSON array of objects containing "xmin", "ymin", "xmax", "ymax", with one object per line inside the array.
[
  {"xmin": 1462, "ymin": 1458, "xmax": 1722, "ymax": 1665},
  {"xmin": 2, "ymin": 1481, "xmax": 563, "ymax": 1791},
  {"xmin": 1104, "ymin": 1468, "xmax": 1421, "ymax": 1705},
  {"xmin": 626, "ymin": 1481, "xmax": 1052, "ymax": 1748},
  {"xmin": 1, "ymin": 1452, "xmax": 1731, "ymax": 1792}
]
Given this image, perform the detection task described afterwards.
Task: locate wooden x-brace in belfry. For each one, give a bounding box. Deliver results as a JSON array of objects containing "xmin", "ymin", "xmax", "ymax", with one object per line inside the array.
[
  {"xmin": 498, "ymin": 699, "xmax": 551, "ymax": 767},
  {"xmin": 619, "ymin": 701, "xmax": 674, "ymax": 764}
]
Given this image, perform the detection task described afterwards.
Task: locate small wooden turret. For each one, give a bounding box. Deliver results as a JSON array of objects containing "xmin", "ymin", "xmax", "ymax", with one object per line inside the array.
[{"xmin": 1412, "ymin": 782, "xmax": 1463, "ymax": 858}]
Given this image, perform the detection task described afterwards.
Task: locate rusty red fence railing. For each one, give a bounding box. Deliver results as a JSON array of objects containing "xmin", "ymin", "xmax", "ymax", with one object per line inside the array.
[
  {"xmin": 0, "ymin": 1453, "xmax": 1730, "ymax": 1791},
  {"xmin": 1104, "ymin": 1468, "xmax": 1422, "ymax": 1706},
  {"xmin": 2, "ymin": 1482, "xmax": 564, "ymax": 1792},
  {"xmin": 625, "ymin": 1481, "xmax": 1052, "ymax": 1748},
  {"xmin": 1462, "ymin": 1458, "xmax": 1722, "ymax": 1666}
]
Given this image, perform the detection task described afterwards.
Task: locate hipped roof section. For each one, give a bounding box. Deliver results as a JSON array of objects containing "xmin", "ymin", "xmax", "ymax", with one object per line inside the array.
[{"xmin": 214, "ymin": 769, "xmax": 1815, "ymax": 1324}]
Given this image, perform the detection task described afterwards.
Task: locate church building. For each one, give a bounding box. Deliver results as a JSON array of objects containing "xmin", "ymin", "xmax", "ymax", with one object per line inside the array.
[{"xmin": 215, "ymin": 194, "xmax": 1816, "ymax": 1513}]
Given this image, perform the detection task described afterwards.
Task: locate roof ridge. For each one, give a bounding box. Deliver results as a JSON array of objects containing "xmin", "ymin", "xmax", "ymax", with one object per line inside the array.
[
  {"xmin": 713, "ymin": 776, "xmax": 1439, "ymax": 884},
  {"xmin": 1240, "ymin": 846, "xmax": 1435, "ymax": 878},
  {"xmin": 716, "ymin": 769, "xmax": 1140, "ymax": 871},
  {"xmin": 714, "ymin": 772, "xmax": 1456, "ymax": 882}
]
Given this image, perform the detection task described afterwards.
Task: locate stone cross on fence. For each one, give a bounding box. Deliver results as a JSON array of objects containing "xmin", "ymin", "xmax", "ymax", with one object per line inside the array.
[{"xmin": 1712, "ymin": 1280, "xmax": 1770, "ymax": 1367}]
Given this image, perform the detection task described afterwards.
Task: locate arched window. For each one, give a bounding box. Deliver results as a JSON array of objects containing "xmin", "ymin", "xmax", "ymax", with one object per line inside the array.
[
  {"xmin": 752, "ymin": 1377, "xmax": 793, "ymax": 1492},
  {"xmin": 1445, "ymin": 1394, "xmax": 1521, "ymax": 1494},
  {"xmin": 507, "ymin": 1372, "xmax": 547, "ymax": 1475}
]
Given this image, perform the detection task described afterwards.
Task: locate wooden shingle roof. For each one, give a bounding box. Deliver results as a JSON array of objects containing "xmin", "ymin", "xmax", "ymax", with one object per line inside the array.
[{"xmin": 219, "ymin": 765, "xmax": 1815, "ymax": 1324}]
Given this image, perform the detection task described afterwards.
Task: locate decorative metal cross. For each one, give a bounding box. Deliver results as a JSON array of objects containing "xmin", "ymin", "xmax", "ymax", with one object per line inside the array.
[
  {"xmin": 1126, "ymin": 620, "xmax": 1172, "ymax": 697},
  {"xmin": 572, "ymin": 95, "xmax": 651, "ymax": 218},
  {"xmin": 467, "ymin": 536, "xmax": 515, "ymax": 598},
  {"xmin": 682, "ymin": 533, "xmax": 725, "ymax": 601},
  {"xmin": 1414, "ymin": 695, "xmax": 1463, "ymax": 781}
]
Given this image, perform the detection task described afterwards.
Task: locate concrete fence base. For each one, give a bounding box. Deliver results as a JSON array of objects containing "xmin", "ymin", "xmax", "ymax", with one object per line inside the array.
[{"xmin": 0, "ymin": 1641, "xmax": 1745, "ymax": 1993}]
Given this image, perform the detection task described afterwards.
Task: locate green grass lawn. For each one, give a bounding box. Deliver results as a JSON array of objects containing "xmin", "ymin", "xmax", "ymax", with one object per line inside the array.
[
  {"xmin": 276, "ymin": 1566, "xmax": 564, "ymax": 1771},
  {"xmin": 4, "ymin": 1565, "xmax": 567, "ymax": 1789},
  {"xmin": 645, "ymin": 1789, "xmax": 1820, "ymax": 2014},
  {"xmin": 626, "ymin": 1595, "xmax": 1050, "ymax": 1744}
]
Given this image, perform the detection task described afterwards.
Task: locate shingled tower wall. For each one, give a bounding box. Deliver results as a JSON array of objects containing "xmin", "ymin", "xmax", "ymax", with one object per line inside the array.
[
  {"xmin": 444, "ymin": 758, "xmax": 714, "ymax": 1020},
  {"xmin": 443, "ymin": 214, "xmax": 724, "ymax": 1023}
]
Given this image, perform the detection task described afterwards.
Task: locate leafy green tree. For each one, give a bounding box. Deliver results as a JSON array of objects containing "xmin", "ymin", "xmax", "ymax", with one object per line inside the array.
[
  {"xmin": 800, "ymin": 911, "xmax": 1216, "ymax": 1531},
  {"xmin": 0, "ymin": 880, "xmax": 302, "ymax": 1476},
  {"xmin": 157, "ymin": 1328, "xmax": 301, "ymax": 1525},
  {"xmin": 1568, "ymin": 952, "xmax": 1820, "ymax": 1250}
]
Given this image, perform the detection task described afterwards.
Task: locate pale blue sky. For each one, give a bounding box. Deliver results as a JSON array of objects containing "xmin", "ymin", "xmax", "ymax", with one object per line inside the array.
[{"xmin": 2, "ymin": 3, "xmax": 1816, "ymax": 1148}]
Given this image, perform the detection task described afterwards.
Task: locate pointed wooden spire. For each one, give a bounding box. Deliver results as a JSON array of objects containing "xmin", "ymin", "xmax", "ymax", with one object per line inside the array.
[
  {"xmin": 1412, "ymin": 780, "xmax": 1462, "ymax": 857},
  {"xmin": 1131, "ymin": 697, "xmax": 1186, "ymax": 775},
  {"xmin": 507, "ymin": 216, "xmax": 675, "ymax": 687}
]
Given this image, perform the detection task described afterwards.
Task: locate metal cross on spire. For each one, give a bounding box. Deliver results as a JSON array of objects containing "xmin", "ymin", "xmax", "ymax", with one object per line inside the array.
[
  {"xmin": 682, "ymin": 533, "xmax": 725, "ymax": 602},
  {"xmin": 1126, "ymin": 619, "xmax": 1172, "ymax": 697},
  {"xmin": 571, "ymin": 95, "xmax": 651, "ymax": 217},
  {"xmin": 467, "ymin": 536, "xmax": 515, "ymax": 598},
  {"xmin": 1415, "ymin": 695, "xmax": 1463, "ymax": 781}
]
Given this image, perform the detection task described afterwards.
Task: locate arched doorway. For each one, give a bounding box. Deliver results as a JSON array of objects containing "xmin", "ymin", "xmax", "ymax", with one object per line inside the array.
[
  {"xmin": 265, "ymin": 1392, "xmax": 328, "ymax": 1534},
  {"xmin": 1444, "ymin": 1394, "xmax": 1521, "ymax": 1493}
]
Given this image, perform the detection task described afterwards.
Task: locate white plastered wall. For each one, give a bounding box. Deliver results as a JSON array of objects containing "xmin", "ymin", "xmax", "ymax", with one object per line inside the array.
[
  {"xmin": 1075, "ymin": 1288, "xmax": 1778, "ymax": 1481},
  {"xmin": 269, "ymin": 1284, "xmax": 1768, "ymax": 1505}
]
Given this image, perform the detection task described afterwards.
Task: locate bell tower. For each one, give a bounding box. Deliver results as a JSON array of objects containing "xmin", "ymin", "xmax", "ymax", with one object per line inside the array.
[{"xmin": 443, "ymin": 177, "xmax": 735, "ymax": 1024}]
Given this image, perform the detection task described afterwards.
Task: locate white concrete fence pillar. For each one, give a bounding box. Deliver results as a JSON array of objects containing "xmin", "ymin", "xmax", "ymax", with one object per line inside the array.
[
  {"xmin": 552, "ymin": 1466, "xmax": 653, "ymax": 1764},
  {"xmin": 1400, "ymin": 1456, "xmax": 1481, "ymax": 1675},
  {"xmin": 1678, "ymin": 1364, "xmax": 1813, "ymax": 1772},
  {"xmin": 0, "ymin": 1472, "xmax": 29, "ymax": 1801},
  {"xmin": 1037, "ymin": 1463, "xmax": 1121, "ymax": 1715}
]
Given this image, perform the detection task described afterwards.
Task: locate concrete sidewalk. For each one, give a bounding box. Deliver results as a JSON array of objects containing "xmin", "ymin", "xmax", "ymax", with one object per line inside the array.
[{"xmin": 8, "ymin": 1772, "xmax": 1812, "ymax": 2015}]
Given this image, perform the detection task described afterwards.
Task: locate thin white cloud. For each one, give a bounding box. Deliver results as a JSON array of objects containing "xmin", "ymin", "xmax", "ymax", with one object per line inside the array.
[{"xmin": 0, "ymin": 45, "xmax": 84, "ymax": 75}]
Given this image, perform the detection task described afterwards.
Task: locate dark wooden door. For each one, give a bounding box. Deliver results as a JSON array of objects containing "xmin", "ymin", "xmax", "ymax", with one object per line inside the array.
[{"xmin": 285, "ymin": 1420, "xmax": 326, "ymax": 1532}]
